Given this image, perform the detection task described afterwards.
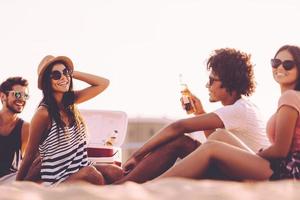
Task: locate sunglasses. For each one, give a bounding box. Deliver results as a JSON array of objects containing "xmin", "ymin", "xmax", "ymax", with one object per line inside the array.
[
  {"xmin": 8, "ymin": 91, "xmax": 30, "ymax": 100},
  {"xmin": 50, "ymin": 68, "xmax": 72, "ymax": 80},
  {"xmin": 208, "ymin": 76, "xmax": 220, "ymax": 86},
  {"xmin": 271, "ymin": 59, "xmax": 297, "ymax": 71}
]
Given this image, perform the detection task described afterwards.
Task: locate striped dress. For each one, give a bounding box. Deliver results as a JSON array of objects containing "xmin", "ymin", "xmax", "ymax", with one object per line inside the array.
[{"xmin": 39, "ymin": 120, "xmax": 90, "ymax": 185}]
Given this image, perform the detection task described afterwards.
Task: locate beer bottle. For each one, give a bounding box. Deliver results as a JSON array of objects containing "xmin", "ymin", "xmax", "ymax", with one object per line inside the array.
[
  {"xmin": 105, "ymin": 130, "xmax": 118, "ymax": 146},
  {"xmin": 179, "ymin": 74, "xmax": 196, "ymax": 114}
]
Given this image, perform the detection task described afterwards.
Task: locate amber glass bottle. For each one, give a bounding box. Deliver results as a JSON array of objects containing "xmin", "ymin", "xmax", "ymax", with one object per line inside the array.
[{"xmin": 179, "ymin": 74, "xmax": 196, "ymax": 114}]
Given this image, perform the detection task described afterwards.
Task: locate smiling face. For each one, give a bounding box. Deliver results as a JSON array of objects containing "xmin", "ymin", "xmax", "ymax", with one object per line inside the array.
[
  {"xmin": 3, "ymin": 84, "xmax": 29, "ymax": 114},
  {"xmin": 272, "ymin": 50, "xmax": 298, "ymax": 90},
  {"xmin": 50, "ymin": 63, "xmax": 71, "ymax": 93}
]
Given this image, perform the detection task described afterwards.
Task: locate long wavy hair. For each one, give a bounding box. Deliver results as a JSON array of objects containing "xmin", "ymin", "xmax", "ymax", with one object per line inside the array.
[
  {"xmin": 274, "ymin": 45, "xmax": 300, "ymax": 91},
  {"xmin": 39, "ymin": 61, "xmax": 84, "ymax": 132}
]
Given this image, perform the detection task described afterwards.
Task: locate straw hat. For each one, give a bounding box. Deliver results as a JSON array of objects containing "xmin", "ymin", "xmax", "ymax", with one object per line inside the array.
[{"xmin": 37, "ymin": 55, "xmax": 74, "ymax": 90}]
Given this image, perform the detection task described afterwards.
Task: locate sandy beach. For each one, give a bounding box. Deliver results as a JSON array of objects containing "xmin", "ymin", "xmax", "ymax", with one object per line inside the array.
[{"xmin": 0, "ymin": 178, "xmax": 299, "ymax": 200}]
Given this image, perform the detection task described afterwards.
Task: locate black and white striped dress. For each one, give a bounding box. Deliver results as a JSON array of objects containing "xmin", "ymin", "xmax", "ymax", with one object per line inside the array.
[{"xmin": 39, "ymin": 120, "xmax": 89, "ymax": 185}]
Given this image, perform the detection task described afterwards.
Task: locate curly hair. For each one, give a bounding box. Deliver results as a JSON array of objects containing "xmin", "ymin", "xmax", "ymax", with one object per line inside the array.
[
  {"xmin": 274, "ymin": 45, "xmax": 300, "ymax": 91},
  {"xmin": 206, "ymin": 48, "xmax": 256, "ymax": 96}
]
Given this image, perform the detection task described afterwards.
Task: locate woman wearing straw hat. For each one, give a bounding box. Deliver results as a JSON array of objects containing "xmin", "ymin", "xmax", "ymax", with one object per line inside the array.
[{"xmin": 16, "ymin": 55, "xmax": 123, "ymax": 185}]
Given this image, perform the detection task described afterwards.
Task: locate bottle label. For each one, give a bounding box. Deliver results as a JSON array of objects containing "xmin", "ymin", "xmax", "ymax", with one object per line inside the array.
[
  {"xmin": 182, "ymin": 96, "xmax": 196, "ymax": 114},
  {"xmin": 182, "ymin": 96, "xmax": 190, "ymax": 104}
]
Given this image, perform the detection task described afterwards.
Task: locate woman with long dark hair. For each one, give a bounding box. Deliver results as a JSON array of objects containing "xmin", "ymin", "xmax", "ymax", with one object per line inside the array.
[{"xmin": 17, "ymin": 55, "xmax": 123, "ymax": 185}]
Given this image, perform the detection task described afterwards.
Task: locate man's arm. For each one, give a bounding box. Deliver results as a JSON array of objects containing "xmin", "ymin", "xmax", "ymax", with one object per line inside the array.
[
  {"xmin": 190, "ymin": 94, "xmax": 217, "ymax": 137},
  {"xmin": 124, "ymin": 112, "xmax": 224, "ymax": 171}
]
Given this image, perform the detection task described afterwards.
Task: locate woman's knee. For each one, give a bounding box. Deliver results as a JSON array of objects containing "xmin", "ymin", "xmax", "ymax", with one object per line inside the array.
[
  {"xmin": 101, "ymin": 164, "xmax": 124, "ymax": 184},
  {"xmin": 80, "ymin": 166, "xmax": 105, "ymax": 185},
  {"xmin": 207, "ymin": 129, "xmax": 251, "ymax": 152},
  {"xmin": 80, "ymin": 166, "xmax": 96, "ymax": 175},
  {"xmin": 199, "ymin": 140, "xmax": 223, "ymax": 156},
  {"xmin": 207, "ymin": 129, "xmax": 229, "ymax": 141}
]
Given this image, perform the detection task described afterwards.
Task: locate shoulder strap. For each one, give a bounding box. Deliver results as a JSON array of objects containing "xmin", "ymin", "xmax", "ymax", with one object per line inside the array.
[
  {"xmin": 39, "ymin": 102, "xmax": 48, "ymax": 108},
  {"xmin": 15, "ymin": 118, "xmax": 24, "ymax": 145}
]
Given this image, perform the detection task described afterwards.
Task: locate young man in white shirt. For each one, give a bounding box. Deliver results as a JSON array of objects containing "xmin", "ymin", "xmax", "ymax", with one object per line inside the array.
[{"xmin": 117, "ymin": 48, "xmax": 269, "ymax": 183}]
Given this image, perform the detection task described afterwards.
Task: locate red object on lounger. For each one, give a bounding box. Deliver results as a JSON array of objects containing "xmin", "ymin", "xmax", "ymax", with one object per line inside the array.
[{"xmin": 80, "ymin": 109, "xmax": 128, "ymax": 167}]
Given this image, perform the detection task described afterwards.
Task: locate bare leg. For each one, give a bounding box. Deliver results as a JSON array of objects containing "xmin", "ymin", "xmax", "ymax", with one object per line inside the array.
[
  {"xmin": 115, "ymin": 135, "xmax": 200, "ymax": 184},
  {"xmin": 204, "ymin": 129, "xmax": 255, "ymax": 180},
  {"xmin": 207, "ymin": 129, "xmax": 254, "ymax": 153},
  {"xmin": 158, "ymin": 141, "xmax": 273, "ymax": 180},
  {"xmin": 63, "ymin": 166, "xmax": 105, "ymax": 185}
]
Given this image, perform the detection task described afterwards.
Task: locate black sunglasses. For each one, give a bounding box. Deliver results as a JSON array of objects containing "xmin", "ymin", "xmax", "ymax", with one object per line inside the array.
[
  {"xmin": 50, "ymin": 68, "xmax": 72, "ymax": 80},
  {"xmin": 271, "ymin": 59, "xmax": 297, "ymax": 71},
  {"xmin": 8, "ymin": 91, "xmax": 29, "ymax": 100},
  {"xmin": 208, "ymin": 76, "xmax": 220, "ymax": 86}
]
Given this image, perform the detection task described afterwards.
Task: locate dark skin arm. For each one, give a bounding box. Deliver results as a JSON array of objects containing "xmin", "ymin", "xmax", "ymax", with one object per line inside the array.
[
  {"xmin": 123, "ymin": 112, "xmax": 224, "ymax": 173},
  {"xmin": 180, "ymin": 94, "xmax": 216, "ymax": 137},
  {"xmin": 190, "ymin": 94, "xmax": 216, "ymax": 137}
]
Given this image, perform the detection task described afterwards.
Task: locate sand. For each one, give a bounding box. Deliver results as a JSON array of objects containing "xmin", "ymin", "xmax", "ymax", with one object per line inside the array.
[{"xmin": 0, "ymin": 178, "xmax": 299, "ymax": 200}]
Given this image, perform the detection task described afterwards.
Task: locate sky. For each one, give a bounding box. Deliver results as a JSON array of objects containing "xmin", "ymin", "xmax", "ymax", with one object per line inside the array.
[{"xmin": 0, "ymin": 0, "xmax": 299, "ymax": 122}]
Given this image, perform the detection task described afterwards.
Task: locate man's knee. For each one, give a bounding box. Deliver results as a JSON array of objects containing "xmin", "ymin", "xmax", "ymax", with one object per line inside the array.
[
  {"xmin": 167, "ymin": 135, "xmax": 200, "ymax": 158},
  {"xmin": 169, "ymin": 135, "xmax": 199, "ymax": 147}
]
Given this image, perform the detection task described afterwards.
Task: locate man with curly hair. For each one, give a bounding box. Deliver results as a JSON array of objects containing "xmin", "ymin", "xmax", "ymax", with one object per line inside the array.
[{"xmin": 116, "ymin": 48, "xmax": 269, "ymax": 183}]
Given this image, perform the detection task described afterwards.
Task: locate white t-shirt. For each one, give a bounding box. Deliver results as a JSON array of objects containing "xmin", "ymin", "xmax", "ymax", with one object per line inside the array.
[{"xmin": 213, "ymin": 98, "xmax": 270, "ymax": 152}]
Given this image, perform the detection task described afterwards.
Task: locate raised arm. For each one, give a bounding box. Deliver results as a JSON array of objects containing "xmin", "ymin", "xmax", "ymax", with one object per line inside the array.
[
  {"xmin": 16, "ymin": 107, "xmax": 50, "ymax": 181},
  {"xmin": 73, "ymin": 71, "xmax": 110, "ymax": 104}
]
